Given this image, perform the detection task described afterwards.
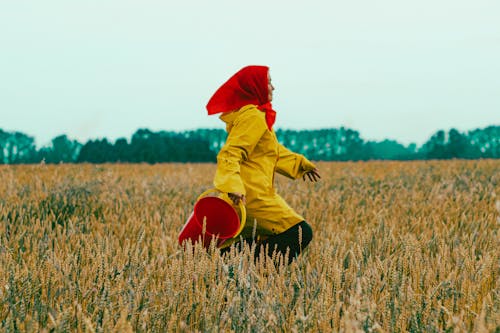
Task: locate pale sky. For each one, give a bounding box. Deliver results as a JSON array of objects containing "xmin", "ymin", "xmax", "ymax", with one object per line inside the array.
[{"xmin": 1, "ymin": 0, "xmax": 499, "ymax": 147}]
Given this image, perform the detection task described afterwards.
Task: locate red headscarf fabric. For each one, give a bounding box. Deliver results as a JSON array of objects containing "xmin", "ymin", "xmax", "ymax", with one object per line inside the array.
[{"xmin": 206, "ymin": 65, "xmax": 277, "ymax": 130}]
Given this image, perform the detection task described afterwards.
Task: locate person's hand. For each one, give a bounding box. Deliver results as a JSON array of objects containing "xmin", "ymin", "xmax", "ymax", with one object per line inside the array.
[
  {"xmin": 228, "ymin": 192, "xmax": 246, "ymax": 205},
  {"xmin": 303, "ymin": 168, "xmax": 321, "ymax": 182}
]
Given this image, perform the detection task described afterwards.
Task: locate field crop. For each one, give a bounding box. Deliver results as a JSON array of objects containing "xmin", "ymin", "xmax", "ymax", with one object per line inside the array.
[{"xmin": 0, "ymin": 160, "xmax": 499, "ymax": 332}]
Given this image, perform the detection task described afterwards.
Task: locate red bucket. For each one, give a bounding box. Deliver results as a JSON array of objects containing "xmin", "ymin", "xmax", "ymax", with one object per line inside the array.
[{"xmin": 178, "ymin": 189, "xmax": 245, "ymax": 249}]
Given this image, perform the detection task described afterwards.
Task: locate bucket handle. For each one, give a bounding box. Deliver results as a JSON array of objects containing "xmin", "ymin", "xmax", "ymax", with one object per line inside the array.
[{"xmin": 196, "ymin": 188, "xmax": 246, "ymax": 239}]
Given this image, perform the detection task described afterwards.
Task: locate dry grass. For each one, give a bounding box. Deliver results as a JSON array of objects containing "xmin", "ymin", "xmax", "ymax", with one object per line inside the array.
[{"xmin": 0, "ymin": 160, "xmax": 499, "ymax": 332}]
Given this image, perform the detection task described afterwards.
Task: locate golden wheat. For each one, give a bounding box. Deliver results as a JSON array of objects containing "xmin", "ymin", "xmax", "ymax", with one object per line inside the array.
[{"xmin": 0, "ymin": 161, "xmax": 498, "ymax": 332}]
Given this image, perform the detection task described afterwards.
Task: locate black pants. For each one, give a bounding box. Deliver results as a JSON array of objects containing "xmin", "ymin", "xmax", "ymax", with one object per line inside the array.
[{"xmin": 222, "ymin": 221, "xmax": 313, "ymax": 265}]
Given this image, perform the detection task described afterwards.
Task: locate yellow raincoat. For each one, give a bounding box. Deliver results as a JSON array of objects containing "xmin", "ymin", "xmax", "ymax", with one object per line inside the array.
[{"xmin": 214, "ymin": 104, "xmax": 317, "ymax": 239}]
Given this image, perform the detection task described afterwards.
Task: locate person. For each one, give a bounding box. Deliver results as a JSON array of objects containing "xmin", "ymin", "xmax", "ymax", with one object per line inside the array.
[{"xmin": 206, "ymin": 65, "xmax": 321, "ymax": 264}]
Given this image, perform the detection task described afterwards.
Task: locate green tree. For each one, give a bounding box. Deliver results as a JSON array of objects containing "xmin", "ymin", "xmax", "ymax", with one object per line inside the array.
[
  {"xmin": 113, "ymin": 138, "xmax": 130, "ymax": 162},
  {"xmin": 0, "ymin": 129, "xmax": 9, "ymax": 164},
  {"xmin": 77, "ymin": 139, "xmax": 114, "ymax": 163},
  {"xmin": 1, "ymin": 131, "xmax": 37, "ymax": 163},
  {"xmin": 366, "ymin": 139, "xmax": 416, "ymax": 160},
  {"xmin": 39, "ymin": 135, "xmax": 81, "ymax": 163},
  {"xmin": 422, "ymin": 130, "xmax": 447, "ymax": 159},
  {"xmin": 468, "ymin": 126, "xmax": 499, "ymax": 158},
  {"xmin": 447, "ymin": 128, "xmax": 469, "ymax": 158}
]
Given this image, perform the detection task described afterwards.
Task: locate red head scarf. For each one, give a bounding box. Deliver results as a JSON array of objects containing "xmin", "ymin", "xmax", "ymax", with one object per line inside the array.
[{"xmin": 206, "ymin": 65, "xmax": 276, "ymax": 130}]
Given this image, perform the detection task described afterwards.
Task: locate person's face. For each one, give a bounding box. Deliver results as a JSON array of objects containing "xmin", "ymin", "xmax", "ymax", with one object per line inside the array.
[{"xmin": 267, "ymin": 72, "xmax": 275, "ymax": 102}]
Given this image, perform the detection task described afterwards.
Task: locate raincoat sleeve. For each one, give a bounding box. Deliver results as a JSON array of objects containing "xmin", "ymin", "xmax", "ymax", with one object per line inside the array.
[
  {"xmin": 213, "ymin": 110, "xmax": 268, "ymax": 195},
  {"xmin": 276, "ymin": 143, "xmax": 317, "ymax": 180}
]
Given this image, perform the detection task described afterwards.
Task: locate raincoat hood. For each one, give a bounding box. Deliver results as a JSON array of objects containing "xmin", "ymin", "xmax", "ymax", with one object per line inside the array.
[
  {"xmin": 218, "ymin": 104, "xmax": 259, "ymax": 132},
  {"xmin": 206, "ymin": 65, "xmax": 276, "ymax": 130}
]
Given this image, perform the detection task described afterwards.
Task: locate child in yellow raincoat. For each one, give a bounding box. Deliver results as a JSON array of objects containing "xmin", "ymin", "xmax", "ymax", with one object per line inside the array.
[{"xmin": 206, "ymin": 65, "xmax": 321, "ymax": 264}]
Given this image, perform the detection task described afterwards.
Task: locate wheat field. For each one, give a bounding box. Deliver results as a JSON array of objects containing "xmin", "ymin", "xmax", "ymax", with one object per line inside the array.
[{"xmin": 0, "ymin": 160, "xmax": 498, "ymax": 332}]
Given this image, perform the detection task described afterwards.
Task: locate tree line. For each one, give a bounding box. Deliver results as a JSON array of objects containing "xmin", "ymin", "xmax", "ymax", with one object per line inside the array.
[{"xmin": 0, "ymin": 126, "xmax": 498, "ymax": 164}]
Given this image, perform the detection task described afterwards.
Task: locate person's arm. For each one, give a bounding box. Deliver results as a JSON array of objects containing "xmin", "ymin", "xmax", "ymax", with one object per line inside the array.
[
  {"xmin": 276, "ymin": 143, "xmax": 320, "ymax": 181},
  {"xmin": 213, "ymin": 109, "xmax": 268, "ymax": 198}
]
